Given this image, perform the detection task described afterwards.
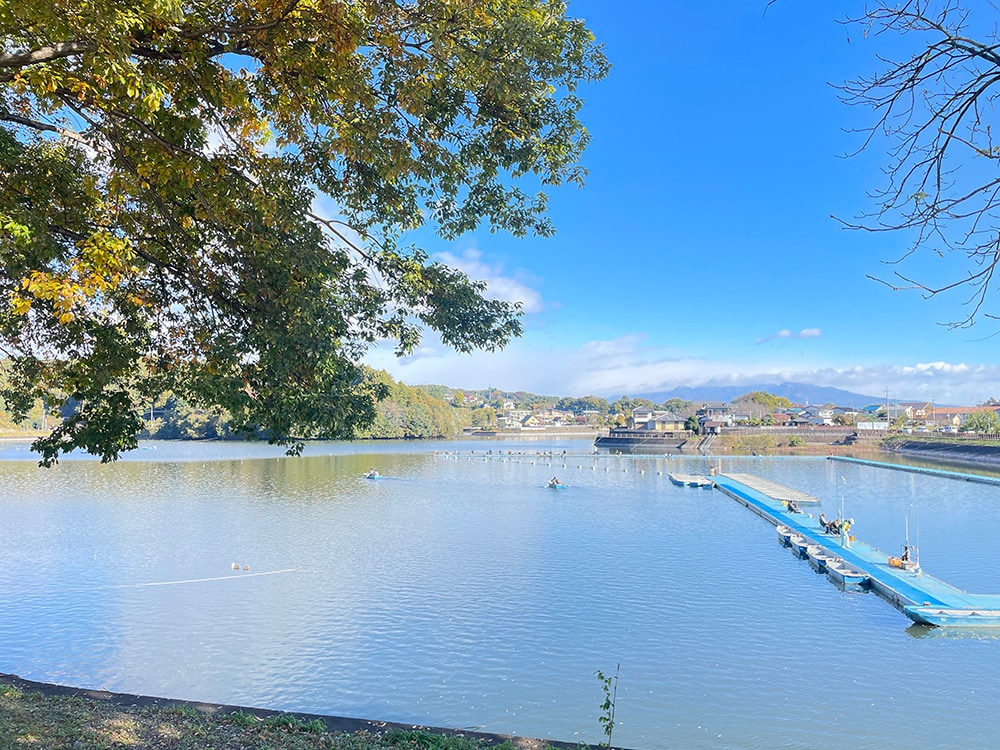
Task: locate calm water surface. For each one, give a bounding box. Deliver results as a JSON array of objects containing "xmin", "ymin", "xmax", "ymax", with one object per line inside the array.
[{"xmin": 2, "ymin": 438, "xmax": 1000, "ymax": 749}]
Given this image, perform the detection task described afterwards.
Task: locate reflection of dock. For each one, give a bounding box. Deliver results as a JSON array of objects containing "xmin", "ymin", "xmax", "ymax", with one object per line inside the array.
[
  {"xmin": 668, "ymin": 473, "xmax": 714, "ymax": 488},
  {"xmin": 715, "ymin": 474, "xmax": 1000, "ymax": 629}
]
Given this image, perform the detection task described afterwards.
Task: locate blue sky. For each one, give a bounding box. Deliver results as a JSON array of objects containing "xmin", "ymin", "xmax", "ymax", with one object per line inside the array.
[{"xmin": 366, "ymin": 0, "xmax": 1000, "ymax": 405}]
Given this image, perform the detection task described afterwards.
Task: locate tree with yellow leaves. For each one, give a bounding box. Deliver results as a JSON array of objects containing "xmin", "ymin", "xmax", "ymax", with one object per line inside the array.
[{"xmin": 0, "ymin": 0, "xmax": 608, "ymax": 464}]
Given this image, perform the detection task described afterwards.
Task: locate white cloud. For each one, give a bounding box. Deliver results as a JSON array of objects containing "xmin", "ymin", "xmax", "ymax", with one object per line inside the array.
[
  {"xmin": 365, "ymin": 333, "xmax": 1000, "ymax": 405},
  {"xmin": 433, "ymin": 249, "xmax": 543, "ymax": 314},
  {"xmin": 757, "ymin": 328, "xmax": 823, "ymax": 344}
]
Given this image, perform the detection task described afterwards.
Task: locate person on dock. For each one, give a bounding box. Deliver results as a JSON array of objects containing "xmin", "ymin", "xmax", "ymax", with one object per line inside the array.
[
  {"xmin": 787, "ymin": 499, "xmax": 801, "ymax": 514},
  {"xmin": 819, "ymin": 513, "xmax": 828, "ymax": 532},
  {"xmin": 841, "ymin": 518, "xmax": 853, "ymax": 548}
]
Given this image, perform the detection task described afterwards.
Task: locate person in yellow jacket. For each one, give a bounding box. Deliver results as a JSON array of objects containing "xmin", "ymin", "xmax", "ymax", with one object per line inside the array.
[{"xmin": 841, "ymin": 518, "xmax": 854, "ymax": 548}]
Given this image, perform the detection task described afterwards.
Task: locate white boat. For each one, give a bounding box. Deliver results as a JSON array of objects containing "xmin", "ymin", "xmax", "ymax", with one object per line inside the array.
[
  {"xmin": 904, "ymin": 606, "xmax": 1000, "ymax": 627},
  {"xmin": 790, "ymin": 535, "xmax": 811, "ymax": 559},
  {"xmin": 826, "ymin": 559, "xmax": 867, "ymax": 588},
  {"xmin": 806, "ymin": 546, "xmax": 838, "ymax": 573},
  {"xmin": 776, "ymin": 525, "xmax": 794, "ymax": 547}
]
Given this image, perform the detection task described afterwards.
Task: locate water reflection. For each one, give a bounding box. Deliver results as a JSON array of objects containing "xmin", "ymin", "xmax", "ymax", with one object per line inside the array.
[{"xmin": 2, "ymin": 440, "xmax": 1000, "ymax": 750}]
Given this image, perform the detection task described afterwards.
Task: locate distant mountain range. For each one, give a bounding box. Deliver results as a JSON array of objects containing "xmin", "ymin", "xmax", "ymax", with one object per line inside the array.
[{"xmin": 638, "ymin": 382, "xmax": 886, "ymax": 407}]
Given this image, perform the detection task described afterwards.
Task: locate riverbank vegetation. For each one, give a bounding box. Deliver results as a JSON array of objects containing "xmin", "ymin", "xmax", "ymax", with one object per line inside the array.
[
  {"xmin": 881, "ymin": 434, "xmax": 1000, "ymax": 450},
  {"xmin": 0, "ymin": 681, "xmax": 556, "ymax": 750}
]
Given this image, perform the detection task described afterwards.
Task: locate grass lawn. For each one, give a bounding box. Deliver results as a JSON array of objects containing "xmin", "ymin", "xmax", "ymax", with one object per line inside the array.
[{"xmin": 0, "ymin": 680, "xmax": 568, "ymax": 750}]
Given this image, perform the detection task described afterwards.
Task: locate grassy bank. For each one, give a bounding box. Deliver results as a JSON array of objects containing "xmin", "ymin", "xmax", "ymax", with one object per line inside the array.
[{"xmin": 0, "ymin": 679, "xmax": 570, "ymax": 750}]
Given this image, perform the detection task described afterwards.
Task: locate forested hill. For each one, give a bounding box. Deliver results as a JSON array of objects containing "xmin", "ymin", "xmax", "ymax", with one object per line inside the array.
[
  {"xmin": 0, "ymin": 367, "xmax": 484, "ymax": 442},
  {"xmin": 142, "ymin": 368, "xmax": 467, "ymax": 441}
]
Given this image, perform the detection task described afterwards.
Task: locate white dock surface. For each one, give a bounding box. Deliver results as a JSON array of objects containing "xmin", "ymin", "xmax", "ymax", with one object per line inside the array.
[{"xmin": 720, "ymin": 473, "xmax": 821, "ymax": 505}]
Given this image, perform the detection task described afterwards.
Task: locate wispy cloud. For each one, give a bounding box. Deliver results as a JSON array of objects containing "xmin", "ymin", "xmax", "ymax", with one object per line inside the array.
[
  {"xmin": 433, "ymin": 249, "xmax": 543, "ymax": 314},
  {"xmin": 757, "ymin": 328, "xmax": 823, "ymax": 344}
]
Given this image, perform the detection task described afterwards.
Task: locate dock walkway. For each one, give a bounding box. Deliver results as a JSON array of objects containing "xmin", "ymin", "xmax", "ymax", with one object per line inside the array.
[
  {"xmin": 714, "ymin": 473, "xmax": 1000, "ymax": 628},
  {"xmin": 721, "ymin": 473, "xmax": 821, "ymax": 505},
  {"xmin": 830, "ymin": 455, "xmax": 1000, "ymax": 486}
]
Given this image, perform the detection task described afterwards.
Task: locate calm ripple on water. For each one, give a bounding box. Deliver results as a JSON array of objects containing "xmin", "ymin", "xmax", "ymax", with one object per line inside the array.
[{"xmin": 3, "ymin": 438, "xmax": 1000, "ymax": 749}]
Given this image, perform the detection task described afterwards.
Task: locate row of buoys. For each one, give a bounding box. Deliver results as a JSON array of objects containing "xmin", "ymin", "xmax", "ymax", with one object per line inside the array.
[{"xmin": 431, "ymin": 451, "xmax": 701, "ymax": 480}]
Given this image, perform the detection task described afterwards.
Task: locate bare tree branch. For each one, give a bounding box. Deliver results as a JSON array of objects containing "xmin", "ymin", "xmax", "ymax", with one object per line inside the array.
[
  {"xmin": 0, "ymin": 41, "xmax": 95, "ymax": 69},
  {"xmin": 839, "ymin": 1, "xmax": 1000, "ymax": 328}
]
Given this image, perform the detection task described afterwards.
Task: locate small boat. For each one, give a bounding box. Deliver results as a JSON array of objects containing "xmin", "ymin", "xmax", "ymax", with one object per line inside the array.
[
  {"xmin": 807, "ymin": 546, "xmax": 838, "ymax": 573},
  {"xmin": 668, "ymin": 473, "xmax": 713, "ymax": 487},
  {"xmin": 789, "ymin": 535, "xmax": 810, "ymax": 560},
  {"xmin": 363, "ymin": 470, "xmax": 382, "ymax": 480},
  {"xmin": 775, "ymin": 525, "xmax": 794, "ymax": 547},
  {"xmin": 826, "ymin": 559, "xmax": 867, "ymax": 588},
  {"xmin": 547, "ymin": 481, "xmax": 568, "ymax": 489},
  {"xmin": 904, "ymin": 606, "xmax": 1000, "ymax": 628}
]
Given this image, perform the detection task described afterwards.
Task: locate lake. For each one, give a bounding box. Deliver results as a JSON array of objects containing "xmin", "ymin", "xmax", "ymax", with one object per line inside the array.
[{"xmin": 2, "ymin": 437, "xmax": 1000, "ymax": 749}]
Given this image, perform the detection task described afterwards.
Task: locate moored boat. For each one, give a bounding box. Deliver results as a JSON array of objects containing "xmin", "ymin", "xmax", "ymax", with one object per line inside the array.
[
  {"xmin": 807, "ymin": 546, "xmax": 837, "ymax": 573},
  {"xmin": 776, "ymin": 525, "xmax": 794, "ymax": 547},
  {"xmin": 791, "ymin": 535, "xmax": 811, "ymax": 560},
  {"xmin": 903, "ymin": 606, "xmax": 1000, "ymax": 628},
  {"xmin": 668, "ymin": 473, "xmax": 713, "ymax": 487},
  {"xmin": 826, "ymin": 559, "xmax": 868, "ymax": 588}
]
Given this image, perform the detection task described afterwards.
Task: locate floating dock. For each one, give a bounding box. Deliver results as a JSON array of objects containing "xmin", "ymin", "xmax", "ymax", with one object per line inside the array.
[
  {"xmin": 829, "ymin": 455, "xmax": 1000, "ymax": 486},
  {"xmin": 668, "ymin": 473, "xmax": 714, "ymax": 488},
  {"xmin": 714, "ymin": 473, "xmax": 1000, "ymax": 628},
  {"xmin": 721, "ymin": 473, "xmax": 821, "ymax": 505}
]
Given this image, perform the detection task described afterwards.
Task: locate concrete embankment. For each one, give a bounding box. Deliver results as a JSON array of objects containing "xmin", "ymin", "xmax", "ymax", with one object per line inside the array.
[{"xmin": 882, "ymin": 439, "xmax": 1000, "ymax": 467}]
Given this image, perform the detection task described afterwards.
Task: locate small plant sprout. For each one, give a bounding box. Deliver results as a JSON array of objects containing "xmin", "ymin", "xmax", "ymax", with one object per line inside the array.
[{"xmin": 596, "ymin": 663, "xmax": 620, "ymax": 748}]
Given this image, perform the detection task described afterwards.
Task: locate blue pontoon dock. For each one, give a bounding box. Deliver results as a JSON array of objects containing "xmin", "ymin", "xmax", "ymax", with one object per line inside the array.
[
  {"xmin": 829, "ymin": 455, "xmax": 1000, "ymax": 486},
  {"xmin": 713, "ymin": 474, "xmax": 1000, "ymax": 628}
]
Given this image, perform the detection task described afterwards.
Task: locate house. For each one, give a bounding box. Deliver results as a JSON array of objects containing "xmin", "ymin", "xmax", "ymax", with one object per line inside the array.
[
  {"xmin": 891, "ymin": 405, "xmax": 911, "ymax": 422},
  {"xmin": 647, "ymin": 411, "xmax": 686, "ymax": 431},
  {"xmin": 697, "ymin": 403, "xmax": 733, "ymax": 429},
  {"xmin": 629, "ymin": 407, "xmax": 655, "ymax": 429},
  {"xmin": 799, "ymin": 405, "xmax": 835, "ymax": 425},
  {"xmin": 832, "ymin": 406, "xmax": 858, "ymax": 420},
  {"xmin": 900, "ymin": 402, "xmax": 934, "ymax": 420},
  {"xmin": 701, "ymin": 403, "xmax": 731, "ymax": 421},
  {"xmin": 934, "ymin": 406, "xmax": 990, "ymax": 429},
  {"xmin": 496, "ymin": 415, "xmax": 521, "ymax": 430},
  {"xmin": 791, "ymin": 413, "xmax": 825, "ymax": 427}
]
